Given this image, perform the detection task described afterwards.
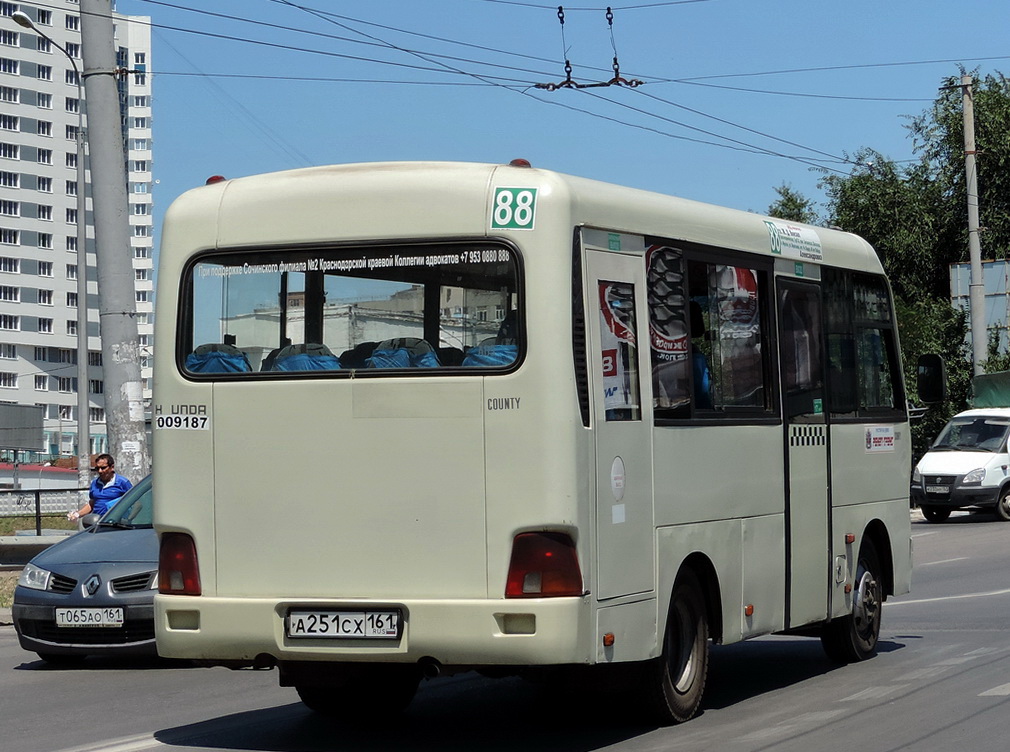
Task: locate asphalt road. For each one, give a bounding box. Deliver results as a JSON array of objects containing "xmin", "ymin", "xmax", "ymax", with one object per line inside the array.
[{"xmin": 4, "ymin": 510, "xmax": 1010, "ymax": 752}]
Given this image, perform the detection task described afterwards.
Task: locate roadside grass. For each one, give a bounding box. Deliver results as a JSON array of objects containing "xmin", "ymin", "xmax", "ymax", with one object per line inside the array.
[
  {"xmin": 0, "ymin": 515, "xmax": 77, "ymax": 536},
  {"xmin": 0, "ymin": 572, "xmax": 15, "ymax": 608}
]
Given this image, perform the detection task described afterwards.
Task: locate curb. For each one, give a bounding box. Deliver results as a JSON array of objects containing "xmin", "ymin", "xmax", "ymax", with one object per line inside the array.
[{"xmin": 0, "ymin": 608, "xmax": 10, "ymax": 627}]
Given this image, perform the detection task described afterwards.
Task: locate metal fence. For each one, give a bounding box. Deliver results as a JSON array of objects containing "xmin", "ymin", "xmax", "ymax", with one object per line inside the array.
[{"xmin": 0, "ymin": 487, "xmax": 88, "ymax": 534}]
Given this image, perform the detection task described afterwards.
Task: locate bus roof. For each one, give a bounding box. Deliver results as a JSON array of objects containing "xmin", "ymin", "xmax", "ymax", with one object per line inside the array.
[{"xmin": 162, "ymin": 160, "xmax": 883, "ymax": 276}]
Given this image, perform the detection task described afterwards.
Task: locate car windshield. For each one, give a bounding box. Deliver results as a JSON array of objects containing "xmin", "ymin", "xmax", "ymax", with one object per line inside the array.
[
  {"xmin": 99, "ymin": 475, "xmax": 153, "ymax": 527},
  {"xmin": 932, "ymin": 418, "xmax": 1010, "ymax": 453}
]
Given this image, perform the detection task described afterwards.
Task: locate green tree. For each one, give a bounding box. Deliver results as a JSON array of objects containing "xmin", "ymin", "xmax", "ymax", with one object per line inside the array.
[{"xmin": 767, "ymin": 183, "xmax": 819, "ymax": 224}]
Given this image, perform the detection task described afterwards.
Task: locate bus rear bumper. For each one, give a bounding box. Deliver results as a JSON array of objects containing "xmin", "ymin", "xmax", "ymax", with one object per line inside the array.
[{"xmin": 154, "ymin": 595, "xmax": 594, "ymax": 667}]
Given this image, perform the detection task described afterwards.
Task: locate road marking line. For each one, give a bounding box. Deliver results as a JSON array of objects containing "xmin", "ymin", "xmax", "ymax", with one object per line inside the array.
[
  {"xmin": 840, "ymin": 685, "xmax": 907, "ymax": 701},
  {"xmin": 54, "ymin": 733, "xmax": 163, "ymax": 752},
  {"xmin": 740, "ymin": 711, "xmax": 847, "ymax": 741},
  {"xmin": 980, "ymin": 683, "xmax": 1010, "ymax": 696},
  {"xmin": 919, "ymin": 557, "xmax": 968, "ymax": 566},
  {"xmin": 889, "ymin": 587, "xmax": 1010, "ymax": 606},
  {"xmin": 894, "ymin": 666, "xmax": 949, "ymax": 681}
]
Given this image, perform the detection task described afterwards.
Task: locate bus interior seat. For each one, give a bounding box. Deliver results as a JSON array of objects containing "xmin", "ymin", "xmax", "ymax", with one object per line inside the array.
[
  {"xmin": 185, "ymin": 343, "xmax": 252, "ymax": 373},
  {"xmin": 338, "ymin": 341, "xmax": 378, "ymax": 369},
  {"xmin": 437, "ymin": 347, "xmax": 465, "ymax": 366},
  {"xmin": 271, "ymin": 343, "xmax": 341, "ymax": 371},
  {"xmin": 367, "ymin": 337, "xmax": 441, "ymax": 368},
  {"xmin": 461, "ymin": 310, "xmax": 519, "ymax": 367}
]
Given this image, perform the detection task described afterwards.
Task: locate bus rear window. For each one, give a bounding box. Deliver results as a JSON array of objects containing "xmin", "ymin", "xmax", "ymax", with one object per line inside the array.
[{"xmin": 182, "ymin": 243, "xmax": 520, "ymax": 375}]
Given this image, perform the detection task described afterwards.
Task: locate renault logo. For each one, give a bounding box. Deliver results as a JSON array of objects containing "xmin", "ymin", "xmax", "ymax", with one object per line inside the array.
[{"xmin": 84, "ymin": 574, "xmax": 101, "ymax": 597}]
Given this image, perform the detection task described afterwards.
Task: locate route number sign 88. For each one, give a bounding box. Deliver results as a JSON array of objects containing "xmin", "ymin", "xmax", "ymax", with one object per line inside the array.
[{"xmin": 492, "ymin": 187, "xmax": 538, "ymax": 230}]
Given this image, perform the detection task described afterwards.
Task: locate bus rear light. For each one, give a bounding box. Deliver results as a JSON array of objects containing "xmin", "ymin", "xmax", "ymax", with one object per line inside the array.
[
  {"xmin": 159, "ymin": 533, "xmax": 202, "ymax": 596},
  {"xmin": 505, "ymin": 532, "xmax": 583, "ymax": 598}
]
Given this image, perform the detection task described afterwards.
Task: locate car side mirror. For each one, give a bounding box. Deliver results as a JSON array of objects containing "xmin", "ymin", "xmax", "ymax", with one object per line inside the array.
[
  {"xmin": 80, "ymin": 513, "xmax": 101, "ymax": 529},
  {"xmin": 917, "ymin": 354, "xmax": 947, "ymax": 405}
]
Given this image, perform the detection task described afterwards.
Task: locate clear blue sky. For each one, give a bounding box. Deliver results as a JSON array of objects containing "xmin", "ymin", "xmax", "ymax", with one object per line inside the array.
[{"xmin": 115, "ymin": 0, "xmax": 1010, "ymax": 234}]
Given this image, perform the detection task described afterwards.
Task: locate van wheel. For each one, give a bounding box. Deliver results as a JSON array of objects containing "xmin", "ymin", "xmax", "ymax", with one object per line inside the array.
[
  {"xmin": 821, "ymin": 539, "xmax": 882, "ymax": 663},
  {"xmin": 296, "ymin": 667, "xmax": 421, "ymax": 720},
  {"xmin": 920, "ymin": 507, "xmax": 951, "ymax": 523},
  {"xmin": 641, "ymin": 570, "xmax": 709, "ymax": 724},
  {"xmin": 996, "ymin": 490, "xmax": 1010, "ymax": 521}
]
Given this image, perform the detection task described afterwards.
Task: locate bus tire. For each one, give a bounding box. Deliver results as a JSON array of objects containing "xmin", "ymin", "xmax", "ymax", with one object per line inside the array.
[
  {"xmin": 996, "ymin": 490, "xmax": 1010, "ymax": 521},
  {"xmin": 642, "ymin": 570, "xmax": 709, "ymax": 724},
  {"xmin": 920, "ymin": 507, "xmax": 951, "ymax": 523},
  {"xmin": 295, "ymin": 666, "xmax": 421, "ymax": 720},
  {"xmin": 821, "ymin": 539, "xmax": 882, "ymax": 663}
]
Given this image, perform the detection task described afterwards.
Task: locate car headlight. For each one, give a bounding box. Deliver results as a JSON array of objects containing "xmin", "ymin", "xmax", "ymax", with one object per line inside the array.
[
  {"xmin": 963, "ymin": 468, "xmax": 986, "ymax": 485},
  {"xmin": 17, "ymin": 562, "xmax": 52, "ymax": 591},
  {"xmin": 912, "ymin": 466, "xmax": 921, "ymax": 483}
]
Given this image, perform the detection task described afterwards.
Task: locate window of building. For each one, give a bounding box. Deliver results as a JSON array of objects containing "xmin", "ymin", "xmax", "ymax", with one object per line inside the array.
[
  {"xmin": 132, "ymin": 181, "xmax": 149, "ymax": 194},
  {"xmin": 0, "ymin": 114, "xmax": 17, "ymax": 131},
  {"xmin": 136, "ymin": 290, "xmax": 149, "ymax": 303},
  {"xmin": 38, "ymin": 261, "xmax": 52, "ymax": 277},
  {"xmin": 65, "ymin": 236, "xmax": 76, "ymax": 252},
  {"xmin": 0, "ymin": 29, "xmax": 16, "ymax": 47},
  {"xmin": 65, "ymin": 124, "xmax": 79, "ymax": 141},
  {"xmin": 0, "ymin": 57, "xmax": 18, "ymax": 75},
  {"xmin": 66, "ymin": 263, "xmax": 76, "ymax": 279},
  {"xmin": 131, "ymin": 95, "xmax": 150, "ymax": 107},
  {"xmin": 132, "ymin": 160, "xmax": 149, "ymax": 172},
  {"xmin": 37, "ymin": 120, "xmax": 52, "ymax": 137},
  {"xmin": 0, "ymin": 85, "xmax": 16, "ymax": 103},
  {"xmin": 0, "ymin": 256, "xmax": 18, "ymax": 272},
  {"xmin": 37, "ymin": 65, "xmax": 52, "ymax": 81},
  {"xmin": 65, "ymin": 42, "xmax": 80, "ymax": 58},
  {"xmin": 38, "ymin": 317, "xmax": 53, "ymax": 334},
  {"xmin": 0, "ymin": 170, "xmax": 16, "ymax": 188},
  {"xmin": 64, "ymin": 69, "xmax": 78, "ymax": 86},
  {"xmin": 66, "ymin": 208, "xmax": 77, "ymax": 224},
  {"xmin": 0, "ymin": 372, "xmax": 17, "ymax": 388},
  {"xmin": 0, "ymin": 199, "xmax": 18, "ymax": 216},
  {"xmin": 66, "ymin": 319, "xmax": 75, "ymax": 334},
  {"xmin": 37, "ymin": 176, "xmax": 52, "ymax": 193},
  {"xmin": 36, "ymin": 37, "xmax": 50, "ymax": 54},
  {"xmin": 38, "ymin": 289, "xmax": 53, "ymax": 305},
  {"xmin": 131, "ymin": 138, "xmax": 150, "ymax": 151},
  {"xmin": 58, "ymin": 404, "xmax": 72, "ymax": 420},
  {"xmin": 135, "ymin": 268, "xmax": 150, "ymax": 281},
  {"xmin": 0, "ymin": 313, "xmax": 19, "ymax": 330},
  {"xmin": 38, "ymin": 232, "xmax": 53, "ymax": 249},
  {"xmin": 37, "ymin": 9, "xmax": 52, "ymax": 25},
  {"xmin": 133, "ymin": 117, "xmax": 149, "ymax": 129},
  {"xmin": 65, "ymin": 180, "xmax": 76, "ymax": 196},
  {"xmin": 37, "ymin": 204, "xmax": 52, "ymax": 221},
  {"xmin": 57, "ymin": 376, "xmax": 73, "ymax": 392},
  {"xmin": 66, "ymin": 291, "xmax": 77, "ymax": 307},
  {"xmin": 88, "ymin": 351, "xmax": 102, "ymax": 366},
  {"xmin": 133, "ymin": 72, "xmax": 146, "ymax": 86},
  {"xmin": 134, "ymin": 246, "xmax": 151, "ymax": 259},
  {"xmin": 133, "ymin": 225, "xmax": 150, "ymax": 237},
  {"xmin": 37, "ymin": 148, "xmax": 52, "ymax": 165},
  {"xmin": 66, "ymin": 15, "xmax": 80, "ymax": 32},
  {"xmin": 0, "ymin": 343, "xmax": 13, "ymax": 359},
  {"xmin": 65, "ymin": 96, "xmax": 79, "ymax": 113},
  {"xmin": 0, "ymin": 228, "xmax": 17, "ymax": 245},
  {"xmin": 64, "ymin": 152, "xmax": 75, "ymax": 168},
  {"xmin": 132, "ymin": 203, "xmax": 149, "ymax": 215},
  {"xmin": 89, "ymin": 379, "xmax": 103, "ymax": 394},
  {"xmin": 34, "ymin": 374, "xmax": 48, "ymax": 391},
  {"xmin": 0, "ymin": 141, "xmax": 17, "ymax": 159},
  {"xmin": 0, "ymin": 284, "xmax": 17, "ymax": 301},
  {"xmin": 34, "ymin": 347, "xmax": 46, "ymax": 361},
  {"xmin": 90, "ymin": 406, "xmax": 104, "ymax": 422},
  {"xmin": 36, "ymin": 92, "xmax": 52, "ymax": 109}
]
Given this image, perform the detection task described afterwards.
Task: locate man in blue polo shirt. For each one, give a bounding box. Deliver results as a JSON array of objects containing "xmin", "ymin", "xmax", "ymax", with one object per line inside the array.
[{"xmin": 67, "ymin": 453, "xmax": 133, "ymax": 521}]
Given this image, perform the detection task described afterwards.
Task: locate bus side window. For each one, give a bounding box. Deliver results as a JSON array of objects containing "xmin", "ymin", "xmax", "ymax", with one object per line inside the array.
[{"xmin": 186, "ymin": 343, "xmax": 252, "ymax": 374}]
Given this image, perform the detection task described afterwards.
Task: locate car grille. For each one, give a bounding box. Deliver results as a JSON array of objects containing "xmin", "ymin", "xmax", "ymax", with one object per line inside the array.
[
  {"xmin": 112, "ymin": 572, "xmax": 155, "ymax": 593},
  {"xmin": 924, "ymin": 475, "xmax": 957, "ymax": 485},
  {"xmin": 19, "ymin": 617, "xmax": 155, "ymax": 645},
  {"xmin": 50, "ymin": 574, "xmax": 77, "ymax": 594}
]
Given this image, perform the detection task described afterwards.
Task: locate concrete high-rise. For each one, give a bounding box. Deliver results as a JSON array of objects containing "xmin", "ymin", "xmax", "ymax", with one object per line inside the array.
[{"xmin": 0, "ymin": 1, "xmax": 153, "ymax": 459}]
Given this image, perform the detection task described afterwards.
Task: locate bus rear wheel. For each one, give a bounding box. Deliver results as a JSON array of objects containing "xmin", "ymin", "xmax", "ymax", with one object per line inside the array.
[
  {"xmin": 641, "ymin": 570, "xmax": 709, "ymax": 724},
  {"xmin": 821, "ymin": 539, "xmax": 882, "ymax": 663}
]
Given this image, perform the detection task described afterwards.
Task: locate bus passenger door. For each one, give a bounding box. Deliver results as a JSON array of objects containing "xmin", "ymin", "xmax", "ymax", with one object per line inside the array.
[
  {"xmin": 586, "ymin": 249, "xmax": 655, "ymax": 600},
  {"xmin": 777, "ymin": 279, "xmax": 829, "ymax": 628}
]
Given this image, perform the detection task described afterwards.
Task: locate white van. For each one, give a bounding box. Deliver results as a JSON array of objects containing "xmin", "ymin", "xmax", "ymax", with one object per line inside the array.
[{"xmin": 911, "ymin": 408, "xmax": 1010, "ymax": 522}]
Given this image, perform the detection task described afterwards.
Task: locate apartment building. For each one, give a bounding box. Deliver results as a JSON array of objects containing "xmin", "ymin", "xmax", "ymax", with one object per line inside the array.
[{"xmin": 0, "ymin": 1, "xmax": 153, "ymax": 459}]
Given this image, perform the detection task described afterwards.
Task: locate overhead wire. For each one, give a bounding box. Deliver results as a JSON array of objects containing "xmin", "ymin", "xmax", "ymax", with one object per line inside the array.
[{"xmin": 117, "ymin": 0, "xmax": 976, "ymax": 171}]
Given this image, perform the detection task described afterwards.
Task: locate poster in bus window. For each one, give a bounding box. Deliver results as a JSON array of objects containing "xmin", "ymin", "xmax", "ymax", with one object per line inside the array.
[
  {"xmin": 713, "ymin": 264, "xmax": 764, "ymax": 407},
  {"xmin": 598, "ymin": 281, "xmax": 640, "ymax": 417},
  {"xmin": 646, "ymin": 246, "xmax": 689, "ymax": 409}
]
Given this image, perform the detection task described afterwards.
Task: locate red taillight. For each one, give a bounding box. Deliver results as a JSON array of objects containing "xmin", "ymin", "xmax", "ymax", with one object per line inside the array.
[
  {"xmin": 159, "ymin": 533, "xmax": 202, "ymax": 596},
  {"xmin": 505, "ymin": 532, "xmax": 583, "ymax": 598}
]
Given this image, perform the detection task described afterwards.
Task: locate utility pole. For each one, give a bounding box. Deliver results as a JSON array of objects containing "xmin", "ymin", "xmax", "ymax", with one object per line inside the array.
[
  {"xmin": 963, "ymin": 75, "xmax": 986, "ymax": 376},
  {"xmin": 80, "ymin": 0, "xmax": 150, "ymax": 480}
]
